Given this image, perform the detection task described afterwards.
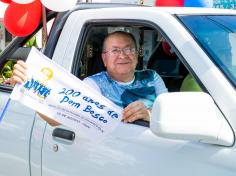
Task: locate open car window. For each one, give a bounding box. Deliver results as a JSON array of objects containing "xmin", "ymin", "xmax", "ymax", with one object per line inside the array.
[
  {"xmin": 76, "ymin": 24, "xmax": 192, "ymax": 93},
  {"xmin": 73, "ymin": 23, "xmax": 203, "ymax": 127}
]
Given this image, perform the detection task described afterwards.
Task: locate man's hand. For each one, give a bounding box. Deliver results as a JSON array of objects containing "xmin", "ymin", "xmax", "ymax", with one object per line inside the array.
[
  {"xmin": 122, "ymin": 101, "xmax": 151, "ymax": 123},
  {"xmin": 9, "ymin": 60, "xmax": 28, "ymax": 85}
]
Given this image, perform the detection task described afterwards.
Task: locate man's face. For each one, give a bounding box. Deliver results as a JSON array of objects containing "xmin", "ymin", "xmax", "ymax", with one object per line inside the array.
[{"xmin": 102, "ymin": 34, "xmax": 138, "ymax": 79}]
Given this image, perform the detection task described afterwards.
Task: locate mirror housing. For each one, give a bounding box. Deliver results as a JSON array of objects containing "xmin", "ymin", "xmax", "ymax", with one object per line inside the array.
[{"xmin": 150, "ymin": 92, "xmax": 234, "ymax": 146}]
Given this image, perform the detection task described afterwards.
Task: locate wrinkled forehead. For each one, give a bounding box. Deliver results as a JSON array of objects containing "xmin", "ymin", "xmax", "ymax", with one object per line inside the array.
[{"xmin": 104, "ymin": 33, "xmax": 135, "ymax": 49}]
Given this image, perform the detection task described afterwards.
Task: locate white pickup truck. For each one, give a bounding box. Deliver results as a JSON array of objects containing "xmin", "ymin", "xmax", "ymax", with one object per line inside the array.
[{"xmin": 0, "ymin": 3, "xmax": 236, "ymax": 176}]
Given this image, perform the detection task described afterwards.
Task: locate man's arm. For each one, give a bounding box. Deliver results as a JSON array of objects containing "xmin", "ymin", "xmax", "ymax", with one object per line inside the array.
[{"xmin": 37, "ymin": 112, "xmax": 61, "ymax": 126}]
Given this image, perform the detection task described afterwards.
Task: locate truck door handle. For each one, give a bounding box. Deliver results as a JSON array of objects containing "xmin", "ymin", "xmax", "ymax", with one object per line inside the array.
[{"xmin": 52, "ymin": 128, "xmax": 75, "ymax": 141}]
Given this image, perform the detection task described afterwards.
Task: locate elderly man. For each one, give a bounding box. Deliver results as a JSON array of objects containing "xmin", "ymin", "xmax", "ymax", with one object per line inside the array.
[{"xmin": 10, "ymin": 31, "xmax": 167, "ymax": 126}]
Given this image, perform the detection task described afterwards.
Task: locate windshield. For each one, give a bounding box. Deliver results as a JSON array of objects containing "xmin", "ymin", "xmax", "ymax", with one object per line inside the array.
[{"xmin": 178, "ymin": 15, "xmax": 236, "ymax": 88}]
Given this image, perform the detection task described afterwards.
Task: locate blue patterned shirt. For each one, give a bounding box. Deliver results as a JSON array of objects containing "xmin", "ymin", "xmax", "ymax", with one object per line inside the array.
[{"xmin": 84, "ymin": 70, "xmax": 167, "ymax": 108}]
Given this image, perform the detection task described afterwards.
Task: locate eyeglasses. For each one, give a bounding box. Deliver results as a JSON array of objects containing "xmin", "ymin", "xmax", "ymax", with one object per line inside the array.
[{"xmin": 103, "ymin": 47, "xmax": 136, "ymax": 56}]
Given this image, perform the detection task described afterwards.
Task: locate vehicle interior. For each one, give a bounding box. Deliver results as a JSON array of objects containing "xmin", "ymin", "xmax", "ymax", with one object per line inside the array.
[{"xmin": 77, "ymin": 25, "xmax": 190, "ymax": 92}]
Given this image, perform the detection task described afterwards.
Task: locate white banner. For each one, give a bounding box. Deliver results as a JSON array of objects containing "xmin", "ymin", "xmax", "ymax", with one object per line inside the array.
[{"xmin": 10, "ymin": 47, "xmax": 123, "ymax": 142}]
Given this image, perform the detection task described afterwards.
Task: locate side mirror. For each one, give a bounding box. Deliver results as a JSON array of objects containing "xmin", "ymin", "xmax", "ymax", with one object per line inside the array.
[{"xmin": 150, "ymin": 92, "xmax": 234, "ymax": 146}]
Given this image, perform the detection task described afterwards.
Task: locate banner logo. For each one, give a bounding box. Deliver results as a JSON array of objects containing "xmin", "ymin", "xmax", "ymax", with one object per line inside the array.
[{"xmin": 23, "ymin": 67, "xmax": 53, "ymax": 99}]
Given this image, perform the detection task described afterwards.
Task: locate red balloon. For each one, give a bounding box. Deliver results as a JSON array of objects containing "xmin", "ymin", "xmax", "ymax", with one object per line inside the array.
[
  {"xmin": 0, "ymin": 0, "xmax": 12, "ymax": 4},
  {"xmin": 4, "ymin": 0, "xmax": 42, "ymax": 37},
  {"xmin": 155, "ymin": 0, "xmax": 184, "ymax": 7}
]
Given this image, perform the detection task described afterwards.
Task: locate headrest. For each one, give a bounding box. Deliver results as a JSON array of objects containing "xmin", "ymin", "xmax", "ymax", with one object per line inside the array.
[{"xmin": 161, "ymin": 41, "xmax": 176, "ymax": 58}]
